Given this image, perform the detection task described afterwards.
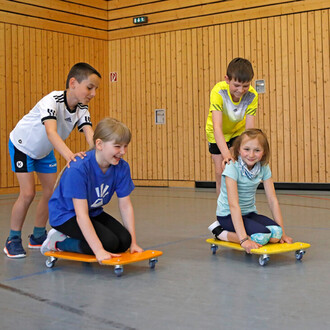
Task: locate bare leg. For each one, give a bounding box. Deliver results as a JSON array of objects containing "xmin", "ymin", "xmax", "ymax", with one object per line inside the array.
[
  {"xmin": 10, "ymin": 172, "xmax": 36, "ymax": 231},
  {"xmin": 34, "ymin": 172, "xmax": 57, "ymax": 228},
  {"xmin": 211, "ymin": 154, "xmax": 224, "ymax": 197}
]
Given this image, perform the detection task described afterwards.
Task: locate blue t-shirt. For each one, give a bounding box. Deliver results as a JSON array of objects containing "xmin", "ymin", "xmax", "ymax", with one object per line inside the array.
[
  {"xmin": 217, "ymin": 161, "xmax": 272, "ymax": 217},
  {"xmin": 49, "ymin": 149, "xmax": 135, "ymax": 226}
]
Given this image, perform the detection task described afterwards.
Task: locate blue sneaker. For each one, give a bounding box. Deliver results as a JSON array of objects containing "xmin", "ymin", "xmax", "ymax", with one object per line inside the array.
[
  {"xmin": 28, "ymin": 231, "xmax": 47, "ymax": 249},
  {"xmin": 4, "ymin": 236, "xmax": 26, "ymax": 258}
]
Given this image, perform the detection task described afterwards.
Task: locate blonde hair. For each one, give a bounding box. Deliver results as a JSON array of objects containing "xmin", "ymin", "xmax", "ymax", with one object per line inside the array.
[
  {"xmin": 54, "ymin": 118, "xmax": 131, "ymax": 190},
  {"xmin": 93, "ymin": 117, "xmax": 131, "ymax": 145},
  {"xmin": 232, "ymin": 129, "xmax": 270, "ymax": 165}
]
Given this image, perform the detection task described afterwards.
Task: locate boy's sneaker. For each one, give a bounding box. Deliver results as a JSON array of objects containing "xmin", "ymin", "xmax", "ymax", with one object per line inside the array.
[
  {"xmin": 4, "ymin": 236, "xmax": 26, "ymax": 258},
  {"xmin": 40, "ymin": 229, "xmax": 67, "ymax": 255},
  {"xmin": 208, "ymin": 221, "xmax": 224, "ymax": 238},
  {"xmin": 28, "ymin": 231, "xmax": 47, "ymax": 249}
]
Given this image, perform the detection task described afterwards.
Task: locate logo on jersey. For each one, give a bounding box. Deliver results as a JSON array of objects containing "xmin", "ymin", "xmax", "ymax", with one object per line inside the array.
[
  {"xmin": 91, "ymin": 184, "xmax": 109, "ymax": 208},
  {"xmin": 65, "ymin": 117, "xmax": 72, "ymax": 123},
  {"xmin": 47, "ymin": 108, "xmax": 56, "ymax": 117},
  {"xmin": 16, "ymin": 161, "xmax": 23, "ymax": 168}
]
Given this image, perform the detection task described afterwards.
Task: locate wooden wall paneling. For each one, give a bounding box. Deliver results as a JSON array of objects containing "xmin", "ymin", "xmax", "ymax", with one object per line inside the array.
[
  {"xmin": 4, "ymin": 24, "xmax": 12, "ymax": 187},
  {"xmin": 261, "ymin": 18, "xmax": 271, "ymax": 172},
  {"xmin": 160, "ymin": 33, "xmax": 168, "ymax": 180},
  {"xmin": 281, "ymin": 15, "xmax": 291, "ymax": 182},
  {"xmin": 322, "ymin": 10, "xmax": 330, "ymax": 183},
  {"xmin": 136, "ymin": 36, "xmax": 143, "ymax": 180},
  {"xmin": 307, "ymin": 12, "xmax": 318, "ymax": 182},
  {"xmin": 315, "ymin": 10, "xmax": 325, "ymax": 182},
  {"xmin": 169, "ymin": 31, "xmax": 177, "ymax": 180},
  {"xmin": 155, "ymin": 35, "xmax": 163, "ymax": 180},
  {"xmin": 138, "ymin": 36, "xmax": 146, "ymax": 180},
  {"xmin": 176, "ymin": 31, "xmax": 184, "ymax": 180},
  {"xmin": 200, "ymin": 27, "xmax": 208, "ymax": 181},
  {"xmin": 144, "ymin": 35, "xmax": 152, "ymax": 180},
  {"xmin": 130, "ymin": 37, "xmax": 137, "ymax": 179},
  {"xmin": 287, "ymin": 15, "xmax": 298, "ymax": 182},
  {"xmin": 294, "ymin": 14, "xmax": 305, "ymax": 182},
  {"xmin": 191, "ymin": 28, "xmax": 200, "ymax": 181},
  {"xmin": 150, "ymin": 34, "xmax": 157, "ymax": 180},
  {"xmin": 186, "ymin": 29, "xmax": 194, "ymax": 180},
  {"xmin": 301, "ymin": 13, "xmax": 312, "ymax": 182},
  {"xmin": 275, "ymin": 16, "xmax": 284, "ymax": 182},
  {"xmin": 253, "ymin": 19, "xmax": 262, "ymax": 130},
  {"xmin": 0, "ymin": 23, "xmax": 6, "ymax": 187}
]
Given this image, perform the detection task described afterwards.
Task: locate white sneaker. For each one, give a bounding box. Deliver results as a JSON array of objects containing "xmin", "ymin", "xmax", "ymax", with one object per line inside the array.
[
  {"xmin": 208, "ymin": 221, "xmax": 220, "ymax": 233},
  {"xmin": 40, "ymin": 229, "xmax": 66, "ymax": 255}
]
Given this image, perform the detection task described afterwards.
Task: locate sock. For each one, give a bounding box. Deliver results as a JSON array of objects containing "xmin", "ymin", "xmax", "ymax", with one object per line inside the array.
[
  {"xmin": 9, "ymin": 230, "xmax": 22, "ymax": 239},
  {"xmin": 218, "ymin": 230, "xmax": 229, "ymax": 241},
  {"xmin": 56, "ymin": 238, "xmax": 83, "ymax": 253},
  {"xmin": 33, "ymin": 226, "xmax": 46, "ymax": 238}
]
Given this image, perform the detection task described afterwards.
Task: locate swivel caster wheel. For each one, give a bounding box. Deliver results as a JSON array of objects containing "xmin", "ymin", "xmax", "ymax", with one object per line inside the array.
[
  {"xmin": 259, "ymin": 255, "xmax": 270, "ymax": 266},
  {"xmin": 45, "ymin": 256, "xmax": 57, "ymax": 268},
  {"xmin": 295, "ymin": 249, "xmax": 305, "ymax": 261},
  {"xmin": 114, "ymin": 265, "xmax": 123, "ymax": 277},
  {"xmin": 149, "ymin": 258, "xmax": 158, "ymax": 269},
  {"xmin": 211, "ymin": 244, "xmax": 218, "ymax": 255}
]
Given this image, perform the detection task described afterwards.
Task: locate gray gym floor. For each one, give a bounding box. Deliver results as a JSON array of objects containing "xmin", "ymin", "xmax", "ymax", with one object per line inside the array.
[{"xmin": 0, "ymin": 187, "xmax": 329, "ymax": 330}]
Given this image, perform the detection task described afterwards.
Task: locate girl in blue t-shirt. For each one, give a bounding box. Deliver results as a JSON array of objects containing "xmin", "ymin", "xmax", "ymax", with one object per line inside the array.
[
  {"xmin": 41, "ymin": 118, "xmax": 143, "ymax": 263},
  {"xmin": 208, "ymin": 129, "xmax": 292, "ymax": 253}
]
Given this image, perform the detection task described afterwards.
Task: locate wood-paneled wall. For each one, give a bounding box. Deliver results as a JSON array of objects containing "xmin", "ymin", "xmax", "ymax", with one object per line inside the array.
[
  {"xmin": 0, "ymin": 24, "xmax": 109, "ymax": 193},
  {"xmin": 0, "ymin": 0, "xmax": 329, "ymax": 193},
  {"xmin": 109, "ymin": 9, "xmax": 330, "ymax": 185}
]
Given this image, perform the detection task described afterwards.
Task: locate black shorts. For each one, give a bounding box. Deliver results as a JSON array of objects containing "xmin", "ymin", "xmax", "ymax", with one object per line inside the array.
[{"xmin": 208, "ymin": 136, "xmax": 238, "ymax": 155}]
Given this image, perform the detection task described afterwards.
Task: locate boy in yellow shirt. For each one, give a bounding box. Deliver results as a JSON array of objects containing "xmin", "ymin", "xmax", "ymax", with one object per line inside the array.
[{"xmin": 205, "ymin": 57, "xmax": 258, "ymax": 196}]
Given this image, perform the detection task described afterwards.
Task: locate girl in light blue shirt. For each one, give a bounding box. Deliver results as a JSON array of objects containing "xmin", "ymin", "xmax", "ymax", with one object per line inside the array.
[{"xmin": 209, "ymin": 129, "xmax": 293, "ymax": 253}]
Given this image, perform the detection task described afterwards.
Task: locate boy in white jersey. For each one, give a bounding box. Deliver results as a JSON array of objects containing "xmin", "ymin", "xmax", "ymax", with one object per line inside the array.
[
  {"xmin": 4, "ymin": 62, "xmax": 101, "ymax": 258},
  {"xmin": 205, "ymin": 57, "xmax": 258, "ymax": 196}
]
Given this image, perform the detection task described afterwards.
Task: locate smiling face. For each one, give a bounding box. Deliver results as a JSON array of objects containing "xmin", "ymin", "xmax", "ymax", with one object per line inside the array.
[
  {"xmin": 69, "ymin": 73, "xmax": 100, "ymax": 106},
  {"xmin": 239, "ymin": 136, "xmax": 264, "ymax": 170},
  {"xmin": 225, "ymin": 76, "xmax": 251, "ymax": 102},
  {"xmin": 95, "ymin": 139, "xmax": 128, "ymax": 170}
]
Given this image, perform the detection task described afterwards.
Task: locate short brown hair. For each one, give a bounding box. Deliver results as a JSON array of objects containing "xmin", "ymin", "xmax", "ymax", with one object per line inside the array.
[
  {"xmin": 227, "ymin": 57, "xmax": 254, "ymax": 83},
  {"xmin": 66, "ymin": 62, "xmax": 101, "ymax": 88},
  {"xmin": 232, "ymin": 129, "xmax": 270, "ymax": 165}
]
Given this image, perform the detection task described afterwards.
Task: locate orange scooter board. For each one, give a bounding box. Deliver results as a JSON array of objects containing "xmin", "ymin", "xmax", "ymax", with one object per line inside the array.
[
  {"xmin": 206, "ymin": 238, "xmax": 310, "ymax": 266},
  {"xmin": 44, "ymin": 250, "xmax": 163, "ymax": 276}
]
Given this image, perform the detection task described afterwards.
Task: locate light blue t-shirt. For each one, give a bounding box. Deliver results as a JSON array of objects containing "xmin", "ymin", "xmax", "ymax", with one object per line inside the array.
[
  {"xmin": 217, "ymin": 161, "xmax": 272, "ymax": 217},
  {"xmin": 49, "ymin": 149, "xmax": 134, "ymax": 227}
]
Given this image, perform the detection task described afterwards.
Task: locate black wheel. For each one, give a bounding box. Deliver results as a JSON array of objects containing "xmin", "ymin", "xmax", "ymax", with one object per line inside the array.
[
  {"xmin": 114, "ymin": 265, "xmax": 123, "ymax": 277},
  {"xmin": 45, "ymin": 257, "xmax": 57, "ymax": 268},
  {"xmin": 149, "ymin": 258, "xmax": 158, "ymax": 269},
  {"xmin": 259, "ymin": 255, "xmax": 270, "ymax": 266},
  {"xmin": 295, "ymin": 250, "xmax": 305, "ymax": 261},
  {"xmin": 211, "ymin": 244, "xmax": 218, "ymax": 255}
]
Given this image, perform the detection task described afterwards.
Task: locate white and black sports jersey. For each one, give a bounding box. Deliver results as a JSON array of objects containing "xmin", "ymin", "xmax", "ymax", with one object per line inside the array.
[{"xmin": 10, "ymin": 91, "xmax": 92, "ymax": 159}]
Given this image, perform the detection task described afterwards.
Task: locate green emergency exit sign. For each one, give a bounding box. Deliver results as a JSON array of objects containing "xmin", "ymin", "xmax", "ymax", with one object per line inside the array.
[{"xmin": 133, "ymin": 16, "xmax": 148, "ymax": 24}]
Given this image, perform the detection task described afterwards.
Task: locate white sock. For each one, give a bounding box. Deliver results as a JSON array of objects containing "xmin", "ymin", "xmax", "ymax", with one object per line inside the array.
[{"xmin": 218, "ymin": 230, "xmax": 229, "ymax": 241}]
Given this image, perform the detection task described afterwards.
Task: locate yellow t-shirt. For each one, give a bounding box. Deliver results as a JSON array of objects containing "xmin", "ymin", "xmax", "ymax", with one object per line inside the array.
[{"xmin": 205, "ymin": 81, "xmax": 258, "ymax": 143}]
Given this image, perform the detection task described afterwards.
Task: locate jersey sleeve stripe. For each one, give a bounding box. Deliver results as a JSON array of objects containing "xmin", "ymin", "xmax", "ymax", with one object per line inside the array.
[
  {"xmin": 41, "ymin": 116, "xmax": 56, "ymax": 124},
  {"xmin": 211, "ymin": 103, "xmax": 222, "ymax": 111},
  {"xmin": 78, "ymin": 122, "xmax": 92, "ymax": 132},
  {"xmin": 246, "ymin": 108, "xmax": 257, "ymax": 116}
]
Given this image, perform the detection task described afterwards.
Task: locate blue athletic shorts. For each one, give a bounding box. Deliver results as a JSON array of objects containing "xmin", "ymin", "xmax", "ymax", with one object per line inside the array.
[{"xmin": 8, "ymin": 139, "xmax": 57, "ymax": 173}]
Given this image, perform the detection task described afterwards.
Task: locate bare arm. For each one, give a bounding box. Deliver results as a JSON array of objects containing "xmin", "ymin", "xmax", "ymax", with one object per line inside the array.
[
  {"xmin": 44, "ymin": 120, "xmax": 87, "ymax": 167},
  {"xmin": 245, "ymin": 114, "xmax": 255, "ymax": 129},
  {"xmin": 263, "ymin": 178, "xmax": 293, "ymax": 243},
  {"xmin": 212, "ymin": 111, "xmax": 233, "ymax": 163},
  {"xmin": 118, "ymin": 196, "xmax": 143, "ymax": 253},
  {"xmin": 226, "ymin": 176, "xmax": 261, "ymax": 252},
  {"xmin": 82, "ymin": 125, "xmax": 94, "ymax": 149},
  {"xmin": 72, "ymin": 198, "xmax": 120, "ymax": 262}
]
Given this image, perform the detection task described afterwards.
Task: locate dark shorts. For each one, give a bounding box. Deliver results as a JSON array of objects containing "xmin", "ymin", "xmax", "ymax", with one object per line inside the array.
[
  {"xmin": 208, "ymin": 136, "xmax": 238, "ymax": 155},
  {"xmin": 9, "ymin": 139, "xmax": 57, "ymax": 173}
]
